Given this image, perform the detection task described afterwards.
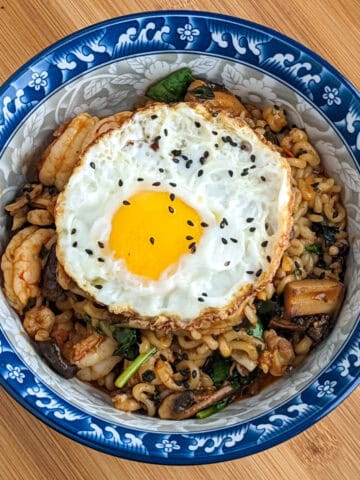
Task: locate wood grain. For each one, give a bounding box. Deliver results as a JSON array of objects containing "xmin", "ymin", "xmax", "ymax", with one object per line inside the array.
[{"xmin": 0, "ymin": 1, "xmax": 359, "ymax": 479}]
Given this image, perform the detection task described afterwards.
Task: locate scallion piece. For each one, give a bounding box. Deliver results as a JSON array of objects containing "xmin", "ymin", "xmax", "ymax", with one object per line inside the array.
[
  {"xmin": 114, "ymin": 347, "xmax": 157, "ymax": 388},
  {"xmin": 196, "ymin": 398, "xmax": 228, "ymax": 419}
]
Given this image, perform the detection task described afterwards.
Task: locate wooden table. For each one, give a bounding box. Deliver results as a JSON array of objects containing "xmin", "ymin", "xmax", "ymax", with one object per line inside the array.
[{"xmin": 0, "ymin": 1, "xmax": 359, "ymax": 479}]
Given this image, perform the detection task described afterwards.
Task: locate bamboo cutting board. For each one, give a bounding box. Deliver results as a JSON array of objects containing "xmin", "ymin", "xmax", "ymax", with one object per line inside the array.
[{"xmin": 0, "ymin": 1, "xmax": 359, "ymax": 479}]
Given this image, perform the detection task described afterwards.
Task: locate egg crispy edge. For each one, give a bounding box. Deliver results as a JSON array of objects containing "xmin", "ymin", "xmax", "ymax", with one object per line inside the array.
[{"xmin": 55, "ymin": 102, "xmax": 294, "ymax": 332}]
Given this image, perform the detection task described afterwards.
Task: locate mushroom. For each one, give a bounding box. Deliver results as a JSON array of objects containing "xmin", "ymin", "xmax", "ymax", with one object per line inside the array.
[
  {"xmin": 42, "ymin": 244, "xmax": 67, "ymax": 302},
  {"xmin": 268, "ymin": 317, "xmax": 307, "ymax": 332},
  {"xmin": 36, "ymin": 339, "xmax": 78, "ymax": 379},
  {"xmin": 158, "ymin": 384, "xmax": 233, "ymax": 420},
  {"xmin": 284, "ymin": 279, "xmax": 345, "ymax": 319}
]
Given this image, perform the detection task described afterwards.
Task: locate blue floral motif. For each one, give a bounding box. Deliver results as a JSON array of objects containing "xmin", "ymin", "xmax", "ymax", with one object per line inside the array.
[
  {"xmin": 155, "ymin": 439, "xmax": 181, "ymax": 453},
  {"xmin": 6, "ymin": 364, "xmax": 25, "ymax": 384},
  {"xmin": 28, "ymin": 71, "xmax": 48, "ymax": 91},
  {"xmin": 322, "ymin": 86, "xmax": 341, "ymax": 106},
  {"xmin": 317, "ymin": 380, "xmax": 337, "ymax": 398},
  {"xmin": 0, "ymin": 11, "xmax": 359, "ymax": 465},
  {"xmin": 177, "ymin": 23, "xmax": 200, "ymax": 42}
]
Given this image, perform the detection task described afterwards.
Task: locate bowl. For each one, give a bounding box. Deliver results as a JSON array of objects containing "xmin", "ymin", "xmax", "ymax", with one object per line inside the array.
[{"xmin": 0, "ymin": 11, "xmax": 359, "ymax": 464}]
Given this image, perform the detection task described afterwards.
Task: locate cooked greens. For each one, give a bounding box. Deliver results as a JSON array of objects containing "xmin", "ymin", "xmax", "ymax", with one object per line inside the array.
[
  {"xmin": 112, "ymin": 327, "xmax": 139, "ymax": 360},
  {"xmin": 146, "ymin": 67, "xmax": 194, "ymax": 102},
  {"xmin": 114, "ymin": 347, "xmax": 157, "ymax": 388}
]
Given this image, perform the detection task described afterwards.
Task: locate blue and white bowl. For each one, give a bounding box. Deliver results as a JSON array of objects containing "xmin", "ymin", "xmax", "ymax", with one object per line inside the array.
[{"xmin": 0, "ymin": 11, "xmax": 359, "ymax": 464}]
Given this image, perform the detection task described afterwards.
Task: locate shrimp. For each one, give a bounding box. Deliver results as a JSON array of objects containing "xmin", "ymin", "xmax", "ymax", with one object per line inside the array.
[
  {"xmin": 70, "ymin": 333, "xmax": 117, "ymax": 368},
  {"xmin": 39, "ymin": 113, "xmax": 98, "ymax": 191},
  {"xmin": 155, "ymin": 359, "xmax": 184, "ymax": 391},
  {"xmin": 1, "ymin": 226, "xmax": 55, "ymax": 312},
  {"xmin": 112, "ymin": 393, "xmax": 141, "ymax": 412},
  {"xmin": 23, "ymin": 306, "xmax": 56, "ymax": 341},
  {"xmin": 77, "ymin": 356, "xmax": 120, "ymax": 381}
]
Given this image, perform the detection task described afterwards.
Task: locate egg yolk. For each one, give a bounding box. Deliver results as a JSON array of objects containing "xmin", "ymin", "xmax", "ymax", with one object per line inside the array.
[{"xmin": 110, "ymin": 191, "xmax": 203, "ymax": 280}]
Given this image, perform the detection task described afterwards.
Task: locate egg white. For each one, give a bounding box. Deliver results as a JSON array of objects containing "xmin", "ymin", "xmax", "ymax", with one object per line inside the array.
[{"xmin": 56, "ymin": 102, "xmax": 292, "ymax": 329}]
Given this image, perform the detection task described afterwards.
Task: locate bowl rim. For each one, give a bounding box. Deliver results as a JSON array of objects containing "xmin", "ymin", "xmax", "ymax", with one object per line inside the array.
[{"xmin": 0, "ymin": 9, "xmax": 359, "ymax": 465}]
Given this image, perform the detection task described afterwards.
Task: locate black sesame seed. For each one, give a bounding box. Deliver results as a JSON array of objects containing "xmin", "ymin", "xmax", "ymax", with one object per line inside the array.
[
  {"xmin": 182, "ymin": 352, "xmax": 189, "ymax": 360},
  {"xmin": 159, "ymin": 168, "xmax": 164, "ymax": 173},
  {"xmin": 246, "ymin": 217, "xmax": 254, "ymax": 223},
  {"xmin": 183, "ymin": 381, "xmax": 190, "ymax": 389},
  {"xmin": 249, "ymin": 227, "xmax": 256, "ymax": 232},
  {"xmin": 202, "ymin": 292, "xmax": 208, "ymax": 297},
  {"xmin": 151, "ymin": 114, "xmax": 158, "ymax": 119},
  {"xmin": 265, "ymin": 222, "xmax": 269, "ymax": 230},
  {"xmin": 172, "ymin": 157, "xmax": 180, "ymax": 164},
  {"xmin": 195, "ymin": 121, "xmax": 201, "ymax": 128},
  {"xmin": 224, "ymin": 261, "xmax": 231, "ymax": 266},
  {"xmin": 192, "ymin": 370, "xmax": 197, "ymax": 378},
  {"xmin": 187, "ymin": 220, "xmax": 194, "ymax": 226},
  {"xmin": 71, "ymin": 228, "xmax": 76, "ymax": 235},
  {"xmin": 90, "ymin": 162, "xmax": 95, "ymax": 169},
  {"xmin": 190, "ymin": 244, "xmax": 196, "ymax": 254},
  {"xmin": 295, "ymin": 260, "xmax": 300, "ymax": 269},
  {"xmin": 168, "ymin": 206, "xmax": 174, "ymax": 214},
  {"xmin": 164, "ymin": 129, "xmax": 168, "ymax": 136},
  {"xmin": 222, "ymin": 136, "xmax": 227, "ymax": 143},
  {"xmin": 255, "ymin": 269, "xmax": 262, "ymax": 277},
  {"xmin": 97, "ymin": 257, "xmax": 105, "ymax": 262},
  {"xmin": 98, "ymin": 241, "xmax": 104, "ymax": 248},
  {"xmin": 118, "ymin": 179, "xmax": 123, "ymax": 187},
  {"xmin": 171, "ymin": 149, "xmax": 181, "ymax": 156},
  {"xmin": 72, "ymin": 242, "xmax": 78, "ymax": 248},
  {"xmin": 220, "ymin": 218, "xmax": 228, "ymax": 229},
  {"xmin": 200, "ymin": 222, "xmax": 208, "ymax": 228},
  {"xmin": 233, "ymin": 324, "xmax": 241, "ymax": 332},
  {"xmin": 169, "ymin": 182, "xmax": 177, "ymax": 187},
  {"xmin": 241, "ymin": 171, "xmax": 249, "ymax": 177},
  {"xmin": 333, "ymin": 211, "xmax": 339, "ymax": 218},
  {"xmin": 250, "ymin": 165, "xmax": 256, "ymax": 169},
  {"xmin": 228, "ymin": 170, "xmax": 234, "ymax": 177},
  {"xmin": 246, "ymin": 270, "xmax": 254, "ymax": 274},
  {"xmin": 95, "ymin": 284, "xmax": 103, "ymax": 289},
  {"xmin": 123, "ymin": 200, "xmax": 131, "ymax": 205},
  {"xmin": 261, "ymin": 241, "xmax": 268, "ymax": 247},
  {"xmin": 185, "ymin": 160, "xmax": 193, "ymax": 168},
  {"xmin": 198, "ymin": 297, "xmax": 205, "ymax": 302},
  {"xmin": 221, "ymin": 238, "xmax": 228, "ymax": 245},
  {"xmin": 170, "ymin": 193, "xmax": 175, "ymax": 201},
  {"xmin": 181, "ymin": 154, "xmax": 189, "ymax": 161},
  {"xmin": 230, "ymin": 237, "xmax": 238, "ymax": 243},
  {"xmin": 186, "ymin": 235, "xmax": 194, "ymax": 240},
  {"xmin": 149, "ymin": 237, "xmax": 155, "ymax": 245},
  {"xmin": 188, "ymin": 242, "xmax": 196, "ymax": 250},
  {"xmin": 203, "ymin": 151, "xmax": 209, "ymax": 158},
  {"xmin": 154, "ymin": 135, "xmax": 161, "ymax": 142},
  {"xmin": 212, "ymin": 112, "xmax": 218, "ymax": 117},
  {"xmin": 261, "ymin": 176, "xmax": 266, "ymax": 182},
  {"xmin": 267, "ymin": 256, "xmax": 271, "ymax": 263},
  {"xmin": 212, "ymin": 131, "xmax": 218, "ymax": 135},
  {"xmin": 250, "ymin": 154, "xmax": 256, "ymax": 162},
  {"xmin": 85, "ymin": 249, "xmax": 93, "ymax": 255},
  {"xmin": 199, "ymin": 157, "xmax": 206, "ymax": 165},
  {"xmin": 198, "ymin": 169, "xmax": 204, "ymax": 177},
  {"xmin": 159, "ymin": 354, "xmax": 166, "ymax": 361},
  {"xmin": 215, "ymin": 143, "xmax": 219, "ymax": 148},
  {"xmin": 152, "ymin": 181, "xmax": 161, "ymax": 186}
]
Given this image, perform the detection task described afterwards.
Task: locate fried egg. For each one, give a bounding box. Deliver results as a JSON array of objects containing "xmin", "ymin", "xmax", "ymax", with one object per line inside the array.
[{"xmin": 55, "ymin": 102, "xmax": 292, "ymax": 330}]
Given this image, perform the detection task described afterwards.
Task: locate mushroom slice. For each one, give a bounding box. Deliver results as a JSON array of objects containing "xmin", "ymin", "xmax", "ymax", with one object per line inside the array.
[
  {"xmin": 158, "ymin": 384, "xmax": 233, "ymax": 420},
  {"xmin": 284, "ymin": 279, "xmax": 345, "ymax": 319}
]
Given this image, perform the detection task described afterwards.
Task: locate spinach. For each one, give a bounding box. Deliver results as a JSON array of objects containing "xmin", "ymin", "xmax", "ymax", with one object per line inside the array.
[
  {"xmin": 305, "ymin": 244, "xmax": 322, "ymax": 255},
  {"xmin": 146, "ymin": 67, "xmax": 194, "ymax": 102},
  {"xmin": 230, "ymin": 367, "xmax": 259, "ymax": 391},
  {"xmin": 207, "ymin": 353, "xmax": 231, "ymax": 388},
  {"xmin": 311, "ymin": 220, "xmax": 339, "ymax": 247},
  {"xmin": 247, "ymin": 317, "xmax": 264, "ymax": 339},
  {"xmin": 112, "ymin": 327, "xmax": 139, "ymax": 360},
  {"xmin": 189, "ymin": 85, "xmax": 215, "ymax": 99},
  {"xmin": 255, "ymin": 298, "xmax": 282, "ymax": 324}
]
